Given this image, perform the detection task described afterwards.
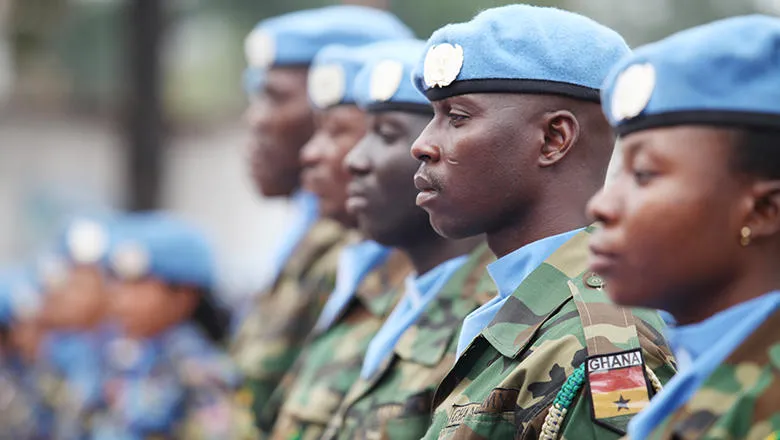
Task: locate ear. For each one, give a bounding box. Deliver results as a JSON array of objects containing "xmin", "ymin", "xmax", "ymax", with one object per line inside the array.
[
  {"xmin": 745, "ymin": 180, "xmax": 780, "ymax": 240},
  {"xmin": 538, "ymin": 110, "xmax": 580, "ymax": 167}
]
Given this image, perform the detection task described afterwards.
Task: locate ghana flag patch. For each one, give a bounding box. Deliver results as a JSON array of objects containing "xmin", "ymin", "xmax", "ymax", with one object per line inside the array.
[{"xmin": 586, "ymin": 348, "xmax": 652, "ymax": 432}]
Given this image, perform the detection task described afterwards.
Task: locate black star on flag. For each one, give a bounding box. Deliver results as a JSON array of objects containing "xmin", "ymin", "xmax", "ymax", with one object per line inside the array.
[{"xmin": 613, "ymin": 394, "xmax": 630, "ymax": 412}]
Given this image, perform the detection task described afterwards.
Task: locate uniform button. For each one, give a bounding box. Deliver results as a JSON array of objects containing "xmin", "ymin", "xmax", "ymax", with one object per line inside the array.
[{"xmin": 585, "ymin": 273, "xmax": 604, "ymax": 289}]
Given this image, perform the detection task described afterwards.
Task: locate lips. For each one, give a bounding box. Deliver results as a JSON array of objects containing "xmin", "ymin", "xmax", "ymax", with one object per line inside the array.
[
  {"xmin": 414, "ymin": 173, "xmax": 439, "ymax": 207},
  {"xmin": 588, "ymin": 241, "xmax": 619, "ymax": 275}
]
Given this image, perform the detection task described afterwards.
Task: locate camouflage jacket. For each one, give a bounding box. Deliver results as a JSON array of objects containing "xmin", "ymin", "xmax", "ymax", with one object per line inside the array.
[
  {"xmin": 264, "ymin": 251, "xmax": 412, "ymax": 440},
  {"xmin": 421, "ymin": 228, "xmax": 678, "ymax": 440},
  {"xmin": 645, "ymin": 308, "xmax": 780, "ymax": 440},
  {"xmin": 230, "ymin": 219, "xmax": 347, "ymax": 427},
  {"xmin": 321, "ymin": 243, "xmax": 494, "ymax": 440}
]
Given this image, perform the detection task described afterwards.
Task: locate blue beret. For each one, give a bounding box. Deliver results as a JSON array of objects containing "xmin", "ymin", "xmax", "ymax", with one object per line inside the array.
[
  {"xmin": 411, "ymin": 4, "xmax": 630, "ymax": 103},
  {"xmin": 243, "ymin": 5, "xmax": 414, "ymax": 93},
  {"xmin": 0, "ymin": 267, "xmax": 43, "ymax": 323},
  {"xmin": 353, "ymin": 39, "xmax": 431, "ymax": 114},
  {"xmin": 602, "ymin": 15, "xmax": 780, "ymax": 136},
  {"xmin": 108, "ymin": 213, "xmax": 214, "ymax": 291},
  {"xmin": 308, "ymin": 40, "xmax": 414, "ymax": 109},
  {"xmin": 52, "ymin": 215, "xmax": 116, "ymax": 267}
]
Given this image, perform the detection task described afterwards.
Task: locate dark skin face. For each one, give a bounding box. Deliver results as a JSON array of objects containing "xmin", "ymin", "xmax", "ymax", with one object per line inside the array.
[
  {"xmin": 587, "ymin": 126, "xmax": 780, "ymax": 325},
  {"xmin": 38, "ymin": 266, "xmax": 108, "ymax": 330},
  {"xmin": 300, "ymin": 105, "xmax": 368, "ymax": 227},
  {"xmin": 245, "ymin": 67, "xmax": 314, "ymax": 197},
  {"xmin": 109, "ymin": 278, "xmax": 198, "ymax": 339},
  {"xmin": 345, "ymin": 111, "xmax": 434, "ymax": 246},
  {"xmin": 411, "ymin": 93, "xmax": 608, "ymax": 257}
]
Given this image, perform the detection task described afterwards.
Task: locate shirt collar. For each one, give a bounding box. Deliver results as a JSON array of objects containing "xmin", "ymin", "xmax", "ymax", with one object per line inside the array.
[
  {"xmin": 487, "ymin": 228, "xmax": 584, "ymax": 298},
  {"xmin": 666, "ymin": 291, "xmax": 780, "ymax": 372}
]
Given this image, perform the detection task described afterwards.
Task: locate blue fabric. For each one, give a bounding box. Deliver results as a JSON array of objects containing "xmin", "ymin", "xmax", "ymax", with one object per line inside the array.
[
  {"xmin": 93, "ymin": 324, "xmax": 240, "ymax": 439},
  {"xmin": 309, "ymin": 40, "xmax": 419, "ymax": 109},
  {"xmin": 456, "ymin": 229, "xmax": 583, "ymax": 356},
  {"xmin": 54, "ymin": 214, "xmax": 118, "ymax": 266},
  {"xmin": 602, "ymin": 15, "xmax": 780, "ymax": 133},
  {"xmin": 628, "ymin": 291, "xmax": 780, "ymax": 440},
  {"xmin": 269, "ymin": 190, "xmax": 320, "ymax": 280},
  {"xmin": 108, "ymin": 212, "xmax": 215, "ymax": 291},
  {"xmin": 353, "ymin": 39, "xmax": 430, "ymax": 109},
  {"xmin": 411, "ymin": 5, "xmax": 629, "ymax": 100},
  {"xmin": 313, "ymin": 241, "xmax": 391, "ymax": 332},
  {"xmin": 360, "ymin": 254, "xmax": 469, "ymax": 378},
  {"xmin": 243, "ymin": 5, "xmax": 413, "ymax": 93}
]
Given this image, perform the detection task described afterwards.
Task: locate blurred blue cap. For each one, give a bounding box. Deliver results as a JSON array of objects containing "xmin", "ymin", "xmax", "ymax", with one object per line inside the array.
[
  {"xmin": 243, "ymin": 5, "xmax": 414, "ymax": 93},
  {"xmin": 353, "ymin": 39, "xmax": 431, "ymax": 113},
  {"xmin": 107, "ymin": 212, "xmax": 214, "ymax": 291},
  {"xmin": 412, "ymin": 4, "xmax": 630, "ymax": 103},
  {"xmin": 0, "ymin": 266, "xmax": 44, "ymax": 324},
  {"xmin": 601, "ymin": 15, "xmax": 780, "ymax": 136}
]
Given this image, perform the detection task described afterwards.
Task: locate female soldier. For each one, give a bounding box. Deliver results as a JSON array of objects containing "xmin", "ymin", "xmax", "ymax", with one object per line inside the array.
[
  {"xmin": 588, "ymin": 15, "xmax": 780, "ymax": 440},
  {"xmin": 92, "ymin": 212, "xmax": 255, "ymax": 439}
]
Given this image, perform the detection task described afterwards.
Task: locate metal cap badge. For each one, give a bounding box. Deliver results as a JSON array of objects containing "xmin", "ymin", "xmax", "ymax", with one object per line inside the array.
[
  {"xmin": 245, "ymin": 29, "xmax": 276, "ymax": 69},
  {"xmin": 66, "ymin": 220, "xmax": 109, "ymax": 265},
  {"xmin": 611, "ymin": 63, "xmax": 655, "ymax": 122},
  {"xmin": 423, "ymin": 43, "xmax": 464, "ymax": 89},
  {"xmin": 308, "ymin": 63, "xmax": 346, "ymax": 109},
  {"xmin": 110, "ymin": 242, "xmax": 150, "ymax": 282},
  {"xmin": 369, "ymin": 59, "xmax": 404, "ymax": 102}
]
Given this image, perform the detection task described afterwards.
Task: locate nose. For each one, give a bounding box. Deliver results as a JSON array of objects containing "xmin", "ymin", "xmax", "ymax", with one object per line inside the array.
[
  {"xmin": 300, "ymin": 131, "xmax": 325, "ymax": 169},
  {"xmin": 586, "ymin": 184, "xmax": 621, "ymax": 226},
  {"xmin": 344, "ymin": 137, "xmax": 371, "ymax": 177},
  {"xmin": 410, "ymin": 122, "xmax": 442, "ymax": 163}
]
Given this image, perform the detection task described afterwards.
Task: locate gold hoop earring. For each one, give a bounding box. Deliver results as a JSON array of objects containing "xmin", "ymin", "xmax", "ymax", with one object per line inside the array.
[{"xmin": 740, "ymin": 226, "xmax": 752, "ymax": 247}]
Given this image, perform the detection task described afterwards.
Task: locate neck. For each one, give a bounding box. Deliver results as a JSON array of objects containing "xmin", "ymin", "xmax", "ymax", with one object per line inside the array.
[
  {"xmin": 486, "ymin": 204, "xmax": 588, "ymax": 258},
  {"xmin": 670, "ymin": 253, "xmax": 780, "ymax": 326},
  {"xmin": 399, "ymin": 233, "xmax": 482, "ymax": 275}
]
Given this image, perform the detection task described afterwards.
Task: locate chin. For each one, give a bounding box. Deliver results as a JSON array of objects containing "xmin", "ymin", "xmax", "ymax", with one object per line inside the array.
[{"xmin": 429, "ymin": 214, "xmax": 480, "ymax": 240}]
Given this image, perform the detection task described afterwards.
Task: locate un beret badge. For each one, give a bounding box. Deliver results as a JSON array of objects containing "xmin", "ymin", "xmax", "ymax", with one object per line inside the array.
[
  {"xmin": 611, "ymin": 63, "xmax": 656, "ymax": 122},
  {"xmin": 423, "ymin": 43, "xmax": 464, "ymax": 89},
  {"xmin": 67, "ymin": 220, "xmax": 109, "ymax": 265},
  {"xmin": 308, "ymin": 63, "xmax": 346, "ymax": 109},
  {"xmin": 370, "ymin": 59, "xmax": 404, "ymax": 102},
  {"xmin": 244, "ymin": 28, "xmax": 275, "ymax": 69},
  {"xmin": 111, "ymin": 242, "xmax": 150, "ymax": 281}
]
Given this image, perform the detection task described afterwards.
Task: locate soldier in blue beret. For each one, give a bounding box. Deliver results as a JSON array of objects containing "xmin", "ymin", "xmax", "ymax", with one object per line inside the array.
[
  {"xmin": 258, "ymin": 40, "xmax": 418, "ymax": 439},
  {"xmin": 31, "ymin": 217, "xmax": 118, "ymax": 440},
  {"xmin": 408, "ymin": 5, "xmax": 676, "ymax": 439},
  {"xmin": 233, "ymin": 8, "xmax": 413, "ymax": 426},
  {"xmin": 0, "ymin": 267, "xmax": 45, "ymax": 439},
  {"xmin": 588, "ymin": 15, "xmax": 780, "ymax": 440},
  {"xmin": 241, "ymin": 4, "xmax": 414, "ymax": 276},
  {"xmin": 90, "ymin": 212, "xmax": 254, "ymax": 439},
  {"xmin": 317, "ymin": 39, "xmax": 487, "ymax": 440}
]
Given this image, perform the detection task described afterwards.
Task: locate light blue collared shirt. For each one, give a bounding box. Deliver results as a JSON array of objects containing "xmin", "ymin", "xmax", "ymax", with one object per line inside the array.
[
  {"xmin": 628, "ymin": 291, "xmax": 780, "ymax": 440},
  {"xmin": 360, "ymin": 255, "xmax": 469, "ymax": 379},
  {"xmin": 456, "ymin": 229, "xmax": 582, "ymax": 357},
  {"xmin": 313, "ymin": 240, "xmax": 391, "ymax": 332},
  {"xmin": 270, "ymin": 191, "xmax": 320, "ymax": 279}
]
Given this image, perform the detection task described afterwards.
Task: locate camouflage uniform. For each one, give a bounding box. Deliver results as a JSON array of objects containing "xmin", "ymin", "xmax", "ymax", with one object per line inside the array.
[
  {"xmin": 231, "ymin": 220, "xmax": 347, "ymax": 426},
  {"xmin": 421, "ymin": 228, "xmax": 677, "ymax": 440},
  {"xmin": 321, "ymin": 244, "xmax": 494, "ymax": 440},
  {"xmin": 644, "ymin": 309, "xmax": 780, "ymax": 440},
  {"xmin": 264, "ymin": 251, "xmax": 412, "ymax": 440}
]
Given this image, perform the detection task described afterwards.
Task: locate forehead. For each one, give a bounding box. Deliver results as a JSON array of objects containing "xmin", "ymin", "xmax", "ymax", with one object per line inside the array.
[
  {"xmin": 265, "ymin": 66, "xmax": 309, "ymax": 90},
  {"xmin": 621, "ymin": 125, "xmax": 736, "ymax": 165}
]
